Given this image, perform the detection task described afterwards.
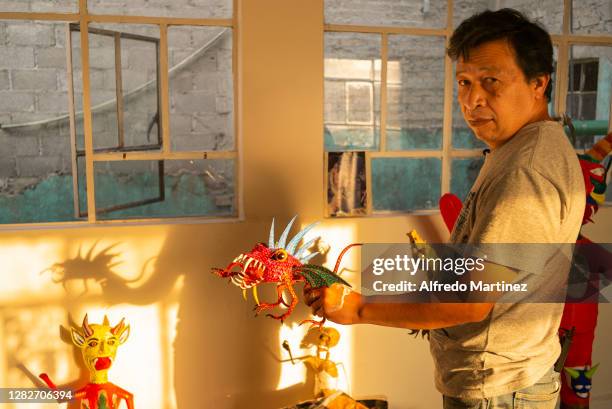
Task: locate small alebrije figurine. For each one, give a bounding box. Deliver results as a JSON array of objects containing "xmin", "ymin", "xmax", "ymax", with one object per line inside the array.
[
  {"xmin": 39, "ymin": 314, "xmax": 134, "ymax": 409},
  {"xmin": 212, "ymin": 216, "xmax": 360, "ymax": 327}
]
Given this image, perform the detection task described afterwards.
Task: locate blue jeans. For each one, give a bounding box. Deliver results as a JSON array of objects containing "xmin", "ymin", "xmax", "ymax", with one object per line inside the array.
[{"xmin": 442, "ymin": 367, "xmax": 561, "ymax": 409}]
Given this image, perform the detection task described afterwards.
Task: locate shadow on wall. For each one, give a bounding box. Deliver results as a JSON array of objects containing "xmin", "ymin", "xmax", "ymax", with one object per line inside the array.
[{"xmin": 23, "ymin": 162, "xmax": 328, "ymax": 409}]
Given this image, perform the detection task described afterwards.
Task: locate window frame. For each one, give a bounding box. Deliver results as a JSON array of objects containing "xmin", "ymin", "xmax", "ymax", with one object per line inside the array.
[
  {"xmin": 0, "ymin": 0, "xmax": 241, "ymax": 228},
  {"xmin": 324, "ymin": 0, "xmax": 612, "ymax": 216}
]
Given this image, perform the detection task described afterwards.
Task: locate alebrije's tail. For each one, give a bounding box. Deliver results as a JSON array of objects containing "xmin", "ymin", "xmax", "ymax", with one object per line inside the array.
[{"xmin": 333, "ymin": 243, "xmax": 363, "ymax": 274}]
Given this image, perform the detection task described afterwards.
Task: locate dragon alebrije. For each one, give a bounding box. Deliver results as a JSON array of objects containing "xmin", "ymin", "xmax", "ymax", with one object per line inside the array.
[
  {"xmin": 39, "ymin": 314, "xmax": 134, "ymax": 409},
  {"xmin": 212, "ymin": 216, "xmax": 359, "ymax": 326}
]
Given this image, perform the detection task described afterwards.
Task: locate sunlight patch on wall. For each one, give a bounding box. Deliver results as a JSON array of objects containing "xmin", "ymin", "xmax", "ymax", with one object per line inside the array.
[
  {"xmin": 317, "ymin": 224, "xmax": 358, "ymax": 395},
  {"xmin": 276, "ymin": 322, "xmax": 308, "ymax": 391},
  {"xmin": 275, "ymin": 223, "xmax": 357, "ymax": 395},
  {"xmin": 0, "ymin": 241, "xmax": 66, "ymax": 304}
]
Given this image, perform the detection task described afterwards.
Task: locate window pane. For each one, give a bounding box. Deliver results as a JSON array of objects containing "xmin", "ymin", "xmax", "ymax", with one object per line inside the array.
[
  {"xmin": 0, "ymin": 0, "xmax": 76, "ymax": 13},
  {"xmin": 325, "ymin": 0, "xmax": 446, "ymax": 28},
  {"xmin": 327, "ymin": 152, "xmax": 367, "ymax": 217},
  {"xmin": 121, "ymin": 37, "xmax": 161, "ymax": 148},
  {"xmin": 581, "ymin": 93, "xmax": 597, "ymax": 119},
  {"xmin": 454, "ymin": 0, "xmax": 563, "ymax": 33},
  {"xmin": 566, "ymin": 46, "xmax": 612, "ymax": 149},
  {"xmin": 572, "ymin": 1, "xmax": 611, "ymax": 34},
  {"xmin": 451, "ymin": 81, "xmax": 486, "ymax": 149},
  {"xmin": 0, "ymin": 21, "xmax": 80, "ymax": 224},
  {"xmin": 79, "ymin": 24, "xmax": 161, "ymax": 152},
  {"xmin": 168, "ymin": 27, "xmax": 234, "ymax": 151},
  {"xmin": 68, "ymin": 29, "xmax": 85, "ymax": 152},
  {"xmin": 570, "ymin": 63, "xmax": 582, "ymax": 92},
  {"xmin": 76, "ymin": 155, "xmax": 88, "ymax": 216},
  {"xmin": 567, "ymin": 94, "xmax": 581, "ymax": 119},
  {"xmin": 371, "ymin": 157, "xmax": 441, "ymax": 211},
  {"xmin": 87, "ymin": 0, "xmax": 232, "ymax": 19},
  {"xmin": 325, "ymin": 32, "xmax": 381, "ymax": 151},
  {"xmin": 450, "ymin": 157, "xmax": 484, "ymax": 201},
  {"xmin": 88, "ymin": 30, "xmax": 120, "ymax": 150},
  {"xmin": 94, "ymin": 159, "xmax": 235, "ymax": 220},
  {"xmin": 584, "ymin": 61, "xmax": 599, "ymax": 92},
  {"xmin": 386, "ymin": 35, "xmax": 445, "ymax": 150}
]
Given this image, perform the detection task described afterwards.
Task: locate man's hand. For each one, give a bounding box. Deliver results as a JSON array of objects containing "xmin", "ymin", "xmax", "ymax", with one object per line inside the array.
[{"xmin": 303, "ymin": 283, "xmax": 364, "ymax": 325}]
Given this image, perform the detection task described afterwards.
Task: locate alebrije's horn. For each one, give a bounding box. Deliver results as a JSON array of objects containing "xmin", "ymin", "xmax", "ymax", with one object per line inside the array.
[
  {"xmin": 111, "ymin": 317, "xmax": 125, "ymax": 335},
  {"xmin": 585, "ymin": 363, "xmax": 600, "ymax": 379},
  {"xmin": 268, "ymin": 218, "xmax": 275, "ymax": 248},
  {"xmin": 82, "ymin": 314, "xmax": 94, "ymax": 337},
  {"xmin": 103, "ymin": 315, "xmax": 110, "ymax": 326},
  {"xmin": 564, "ymin": 367, "xmax": 580, "ymax": 379}
]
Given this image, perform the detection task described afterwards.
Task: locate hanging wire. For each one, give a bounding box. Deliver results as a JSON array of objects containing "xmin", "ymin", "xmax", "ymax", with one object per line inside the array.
[{"xmin": 1, "ymin": 28, "xmax": 229, "ymax": 130}]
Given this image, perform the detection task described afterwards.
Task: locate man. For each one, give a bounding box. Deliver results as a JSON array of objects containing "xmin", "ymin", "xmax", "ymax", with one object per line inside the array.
[{"xmin": 305, "ymin": 9, "xmax": 585, "ymax": 408}]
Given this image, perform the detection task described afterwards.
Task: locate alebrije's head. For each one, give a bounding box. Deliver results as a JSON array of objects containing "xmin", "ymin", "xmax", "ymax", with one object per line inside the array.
[
  {"xmin": 70, "ymin": 314, "xmax": 130, "ymax": 379},
  {"xmin": 225, "ymin": 216, "xmax": 320, "ymax": 288},
  {"xmin": 564, "ymin": 364, "xmax": 599, "ymax": 399}
]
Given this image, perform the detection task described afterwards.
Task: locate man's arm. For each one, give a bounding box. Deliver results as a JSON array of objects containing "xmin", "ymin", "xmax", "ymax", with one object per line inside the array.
[
  {"xmin": 304, "ymin": 260, "xmax": 517, "ymax": 329},
  {"xmin": 304, "ymin": 287, "xmax": 493, "ymax": 329}
]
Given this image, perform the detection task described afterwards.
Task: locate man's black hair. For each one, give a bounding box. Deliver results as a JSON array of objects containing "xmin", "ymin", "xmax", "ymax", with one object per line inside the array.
[{"xmin": 447, "ymin": 8, "xmax": 554, "ymax": 101}]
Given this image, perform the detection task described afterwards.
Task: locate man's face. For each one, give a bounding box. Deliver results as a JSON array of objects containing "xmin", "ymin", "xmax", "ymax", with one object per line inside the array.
[{"xmin": 456, "ymin": 39, "xmax": 545, "ymax": 149}]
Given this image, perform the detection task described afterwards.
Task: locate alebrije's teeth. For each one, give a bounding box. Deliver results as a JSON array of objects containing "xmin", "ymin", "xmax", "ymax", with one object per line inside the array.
[
  {"xmin": 252, "ymin": 286, "xmax": 260, "ymax": 306},
  {"xmin": 244, "ymin": 258, "xmax": 253, "ymax": 272}
]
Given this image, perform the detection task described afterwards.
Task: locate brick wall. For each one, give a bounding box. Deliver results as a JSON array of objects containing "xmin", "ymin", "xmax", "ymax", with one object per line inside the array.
[
  {"xmin": 0, "ymin": 20, "xmax": 71, "ymax": 196},
  {"xmin": 0, "ymin": 15, "xmax": 234, "ymax": 203}
]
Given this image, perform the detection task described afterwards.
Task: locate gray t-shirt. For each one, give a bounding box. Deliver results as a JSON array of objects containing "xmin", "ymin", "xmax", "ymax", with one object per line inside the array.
[{"xmin": 430, "ymin": 120, "xmax": 585, "ymax": 398}]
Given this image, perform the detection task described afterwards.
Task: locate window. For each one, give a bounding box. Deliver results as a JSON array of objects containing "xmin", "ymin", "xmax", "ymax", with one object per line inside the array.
[
  {"xmin": 568, "ymin": 59, "xmax": 599, "ymax": 121},
  {"xmin": 566, "ymin": 46, "xmax": 612, "ymax": 150},
  {"xmin": 0, "ymin": 0, "xmax": 238, "ymax": 225},
  {"xmin": 324, "ymin": 0, "xmax": 612, "ymax": 214}
]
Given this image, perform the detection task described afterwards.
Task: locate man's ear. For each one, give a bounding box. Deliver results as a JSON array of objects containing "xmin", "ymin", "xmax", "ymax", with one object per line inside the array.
[
  {"xmin": 531, "ymin": 73, "xmax": 550, "ymax": 100},
  {"xmin": 71, "ymin": 328, "xmax": 86, "ymax": 348}
]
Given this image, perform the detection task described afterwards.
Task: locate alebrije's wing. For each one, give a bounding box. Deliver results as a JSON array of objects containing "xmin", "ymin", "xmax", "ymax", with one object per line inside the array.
[{"xmin": 298, "ymin": 264, "xmax": 352, "ymax": 288}]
